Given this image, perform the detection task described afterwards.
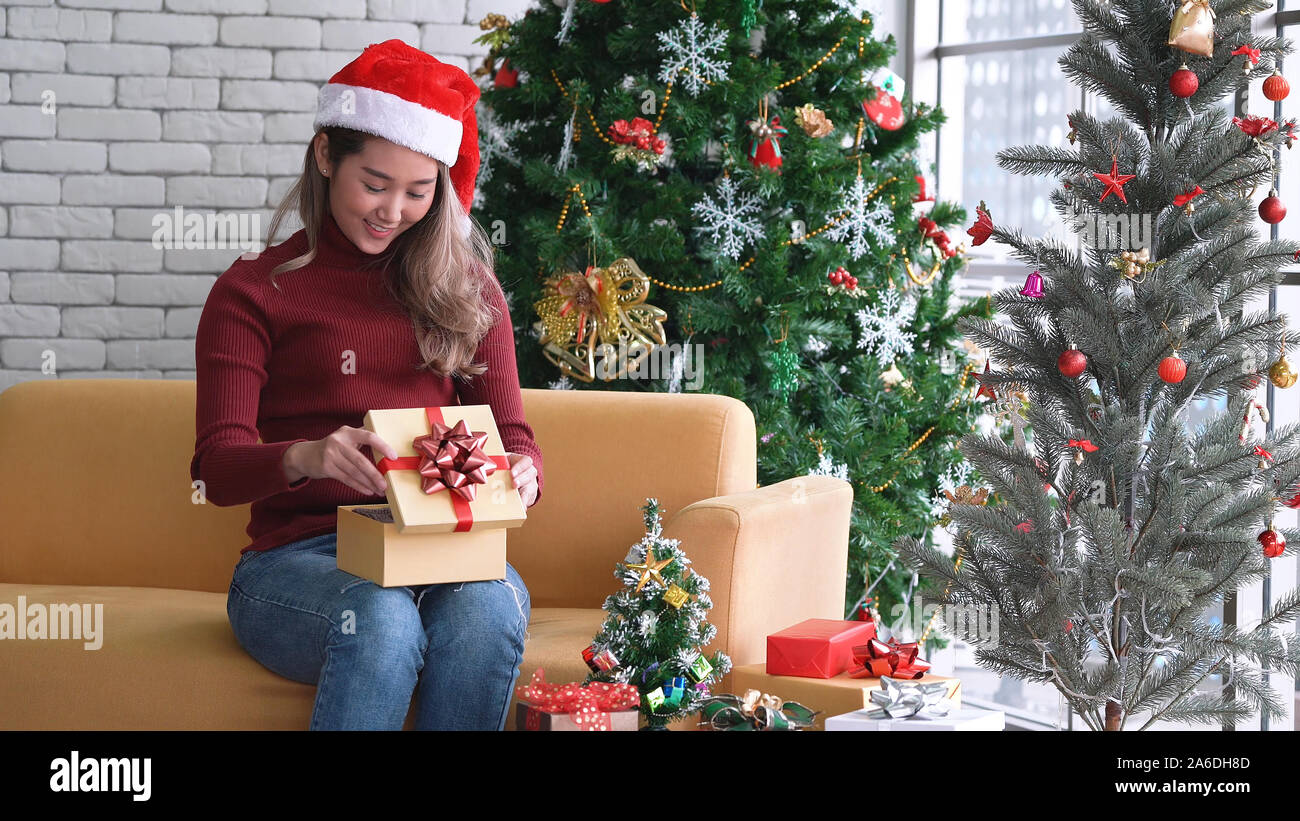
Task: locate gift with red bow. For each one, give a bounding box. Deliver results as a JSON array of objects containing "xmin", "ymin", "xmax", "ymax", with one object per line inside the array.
[
  {"xmin": 847, "ymin": 637, "xmax": 932, "ymax": 680},
  {"xmin": 515, "ymin": 669, "xmax": 641, "ymax": 731},
  {"xmin": 365, "ymin": 405, "xmax": 527, "ymax": 534},
  {"xmin": 336, "ymin": 405, "xmax": 527, "ymax": 587}
]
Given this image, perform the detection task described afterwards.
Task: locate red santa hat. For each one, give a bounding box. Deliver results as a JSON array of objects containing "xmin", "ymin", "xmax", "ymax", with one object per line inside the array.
[{"xmin": 313, "ymin": 39, "xmax": 480, "ymax": 232}]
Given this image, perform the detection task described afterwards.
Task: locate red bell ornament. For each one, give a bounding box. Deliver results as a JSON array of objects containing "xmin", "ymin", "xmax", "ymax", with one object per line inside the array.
[
  {"xmin": 1058, "ymin": 346, "xmax": 1088, "ymax": 378},
  {"xmin": 1260, "ymin": 190, "xmax": 1287, "ymax": 225},
  {"xmin": 1159, "ymin": 351, "xmax": 1188, "ymax": 384},
  {"xmin": 1263, "ymin": 71, "xmax": 1290, "ymax": 102},
  {"xmin": 1259, "ymin": 527, "xmax": 1286, "ymax": 559},
  {"xmin": 1169, "ymin": 65, "xmax": 1199, "ymax": 98}
]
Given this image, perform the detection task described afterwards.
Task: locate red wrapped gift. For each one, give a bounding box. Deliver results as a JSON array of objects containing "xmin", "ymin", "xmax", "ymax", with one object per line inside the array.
[{"xmin": 766, "ymin": 618, "xmax": 879, "ymax": 679}]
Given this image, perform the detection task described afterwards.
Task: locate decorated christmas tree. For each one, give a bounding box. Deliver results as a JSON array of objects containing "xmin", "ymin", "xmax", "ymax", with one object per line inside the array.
[
  {"xmin": 476, "ymin": 0, "xmax": 991, "ymax": 621},
  {"xmin": 584, "ymin": 498, "xmax": 730, "ymax": 730},
  {"xmin": 898, "ymin": 0, "xmax": 1300, "ymax": 729}
]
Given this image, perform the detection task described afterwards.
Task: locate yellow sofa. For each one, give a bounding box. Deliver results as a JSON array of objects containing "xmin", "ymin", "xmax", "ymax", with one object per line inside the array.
[{"xmin": 0, "ymin": 378, "xmax": 853, "ymax": 730}]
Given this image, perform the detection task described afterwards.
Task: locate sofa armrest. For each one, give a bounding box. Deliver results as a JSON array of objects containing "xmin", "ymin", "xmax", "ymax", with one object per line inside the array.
[{"xmin": 661, "ymin": 475, "xmax": 853, "ymax": 677}]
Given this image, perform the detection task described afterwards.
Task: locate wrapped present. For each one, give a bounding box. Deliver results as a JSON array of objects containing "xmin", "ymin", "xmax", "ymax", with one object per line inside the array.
[
  {"xmin": 698, "ymin": 688, "xmax": 818, "ymax": 731},
  {"xmin": 336, "ymin": 405, "xmax": 527, "ymax": 587},
  {"xmin": 766, "ymin": 618, "xmax": 878, "ymax": 678},
  {"xmin": 515, "ymin": 669, "xmax": 640, "ymax": 731},
  {"xmin": 826, "ymin": 706, "xmax": 1004, "ymax": 732},
  {"xmin": 731, "ymin": 662, "xmax": 961, "ymax": 730}
]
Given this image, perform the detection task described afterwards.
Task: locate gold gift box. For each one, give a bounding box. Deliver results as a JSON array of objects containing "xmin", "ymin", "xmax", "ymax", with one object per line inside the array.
[{"xmin": 335, "ymin": 405, "xmax": 527, "ymax": 587}]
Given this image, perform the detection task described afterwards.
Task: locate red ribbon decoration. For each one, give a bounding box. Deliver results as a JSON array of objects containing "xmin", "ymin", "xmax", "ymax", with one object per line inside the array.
[
  {"xmin": 1254, "ymin": 445, "xmax": 1273, "ymax": 462},
  {"xmin": 1173, "ymin": 186, "xmax": 1205, "ymax": 207},
  {"xmin": 1068, "ymin": 439, "xmax": 1099, "ymax": 452},
  {"xmin": 375, "ymin": 408, "xmax": 510, "ymax": 532},
  {"xmin": 848, "ymin": 639, "xmax": 932, "ymax": 680},
  {"xmin": 1231, "ymin": 44, "xmax": 1262, "ymax": 65},
  {"xmin": 516, "ymin": 668, "xmax": 640, "ymax": 731}
]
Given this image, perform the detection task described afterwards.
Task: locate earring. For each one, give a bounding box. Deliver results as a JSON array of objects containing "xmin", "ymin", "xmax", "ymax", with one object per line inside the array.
[{"xmin": 321, "ymin": 168, "xmax": 328, "ymax": 176}]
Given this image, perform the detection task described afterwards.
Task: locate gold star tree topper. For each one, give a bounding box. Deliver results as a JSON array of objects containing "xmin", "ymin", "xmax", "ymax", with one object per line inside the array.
[{"xmin": 626, "ymin": 545, "xmax": 674, "ymax": 593}]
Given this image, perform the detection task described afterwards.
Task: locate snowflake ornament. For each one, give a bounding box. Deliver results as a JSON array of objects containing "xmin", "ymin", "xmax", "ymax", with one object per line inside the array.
[
  {"xmin": 810, "ymin": 451, "xmax": 850, "ymax": 481},
  {"xmin": 548, "ymin": 374, "xmax": 574, "ymax": 390},
  {"xmin": 476, "ymin": 107, "xmax": 523, "ymax": 187},
  {"xmin": 826, "ymin": 175, "xmax": 895, "ymax": 260},
  {"xmin": 692, "ymin": 174, "xmax": 765, "ymax": 259},
  {"xmin": 856, "ymin": 289, "xmax": 917, "ymax": 368},
  {"xmin": 657, "ymin": 12, "xmax": 732, "ymax": 97}
]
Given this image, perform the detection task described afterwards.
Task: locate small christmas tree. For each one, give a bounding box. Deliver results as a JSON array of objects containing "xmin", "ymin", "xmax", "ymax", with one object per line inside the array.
[{"xmin": 585, "ymin": 499, "xmax": 731, "ymax": 729}]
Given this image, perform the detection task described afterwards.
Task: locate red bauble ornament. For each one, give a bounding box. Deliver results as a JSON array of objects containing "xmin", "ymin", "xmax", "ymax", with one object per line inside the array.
[
  {"xmin": 1258, "ymin": 528, "xmax": 1286, "ymax": 559},
  {"xmin": 493, "ymin": 59, "xmax": 518, "ymax": 88},
  {"xmin": 1170, "ymin": 65, "xmax": 1199, "ymax": 98},
  {"xmin": 1263, "ymin": 71, "xmax": 1291, "ymax": 102},
  {"xmin": 1158, "ymin": 352, "xmax": 1188, "ymax": 384},
  {"xmin": 1260, "ymin": 191, "xmax": 1287, "ymax": 224},
  {"xmin": 1058, "ymin": 346, "xmax": 1088, "ymax": 378}
]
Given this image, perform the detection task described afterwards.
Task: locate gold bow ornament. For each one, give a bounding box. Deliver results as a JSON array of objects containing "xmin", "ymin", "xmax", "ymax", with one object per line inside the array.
[{"xmin": 533, "ymin": 258, "xmax": 667, "ymax": 383}]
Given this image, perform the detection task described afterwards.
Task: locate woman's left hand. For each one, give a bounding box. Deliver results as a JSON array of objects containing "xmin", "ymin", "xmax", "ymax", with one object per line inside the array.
[{"xmin": 506, "ymin": 453, "xmax": 539, "ymax": 508}]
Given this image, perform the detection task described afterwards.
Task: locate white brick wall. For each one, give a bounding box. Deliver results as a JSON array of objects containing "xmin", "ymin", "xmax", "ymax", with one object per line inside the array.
[{"xmin": 0, "ymin": 1, "xmax": 532, "ymax": 390}]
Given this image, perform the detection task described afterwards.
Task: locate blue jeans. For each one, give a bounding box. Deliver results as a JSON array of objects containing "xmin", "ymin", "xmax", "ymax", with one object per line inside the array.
[{"xmin": 227, "ymin": 532, "xmax": 530, "ymax": 730}]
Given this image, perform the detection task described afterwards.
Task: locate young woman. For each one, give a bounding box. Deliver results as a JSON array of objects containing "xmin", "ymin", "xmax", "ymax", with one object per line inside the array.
[{"xmin": 189, "ymin": 40, "xmax": 542, "ymax": 730}]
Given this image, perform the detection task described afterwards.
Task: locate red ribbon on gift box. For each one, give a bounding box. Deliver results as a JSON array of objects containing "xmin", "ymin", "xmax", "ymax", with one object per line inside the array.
[
  {"xmin": 847, "ymin": 638, "xmax": 932, "ymax": 680},
  {"xmin": 516, "ymin": 668, "xmax": 640, "ymax": 731},
  {"xmin": 374, "ymin": 407, "xmax": 510, "ymax": 532}
]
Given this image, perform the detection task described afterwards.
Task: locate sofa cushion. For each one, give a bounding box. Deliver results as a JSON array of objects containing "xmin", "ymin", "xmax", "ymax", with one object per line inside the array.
[{"xmin": 0, "ymin": 583, "xmax": 605, "ymax": 730}]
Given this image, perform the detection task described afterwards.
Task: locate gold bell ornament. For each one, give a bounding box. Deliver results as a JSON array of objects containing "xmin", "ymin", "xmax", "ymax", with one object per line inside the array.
[
  {"xmin": 1269, "ymin": 341, "xmax": 1297, "ymax": 389},
  {"xmin": 1168, "ymin": 0, "xmax": 1215, "ymax": 58}
]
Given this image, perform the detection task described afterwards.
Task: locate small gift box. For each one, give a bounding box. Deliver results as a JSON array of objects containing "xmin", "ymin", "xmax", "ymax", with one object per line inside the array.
[
  {"xmin": 336, "ymin": 404, "xmax": 527, "ymax": 587},
  {"xmin": 766, "ymin": 618, "xmax": 878, "ymax": 678},
  {"xmin": 827, "ymin": 681, "xmax": 1003, "ymax": 732},
  {"xmin": 515, "ymin": 669, "xmax": 640, "ymax": 731}
]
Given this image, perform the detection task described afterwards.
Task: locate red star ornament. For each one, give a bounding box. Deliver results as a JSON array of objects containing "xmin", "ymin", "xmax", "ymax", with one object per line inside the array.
[{"xmin": 1093, "ymin": 158, "xmax": 1136, "ymax": 204}]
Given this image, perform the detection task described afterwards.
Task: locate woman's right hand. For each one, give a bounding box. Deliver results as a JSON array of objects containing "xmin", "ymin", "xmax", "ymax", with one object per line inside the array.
[{"xmin": 283, "ymin": 426, "xmax": 398, "ymax": 497}]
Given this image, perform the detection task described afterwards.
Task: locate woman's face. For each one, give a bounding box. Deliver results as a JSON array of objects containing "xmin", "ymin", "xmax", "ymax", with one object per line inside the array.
[{"xmin": 314, "ymin": 133, "xmax": 441, "ymax": 254}]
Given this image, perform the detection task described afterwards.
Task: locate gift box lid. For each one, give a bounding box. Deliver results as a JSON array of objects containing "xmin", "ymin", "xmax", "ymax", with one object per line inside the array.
[{"xmin": 364, "ymin": 404, "xmax": 527, "ymax": 534}]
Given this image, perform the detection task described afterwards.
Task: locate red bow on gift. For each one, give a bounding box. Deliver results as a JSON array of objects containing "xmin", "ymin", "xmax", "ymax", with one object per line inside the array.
[
  {"xmin": 1069, "ymin": 439, "xmax": 1099, "ymax": 452},
  {"xmin": 848, "ymin": 638, "xmax": 931, "ymax": 680},
  {"xmin": 1231, "ymin": 44, "xmax": 1262, "ymax": 65},
  {"xmin": 412, "ymin": 418, "xmax": 496, "ymax": 501},
  {"xmin": 516, "ymin": 669, "xmax": 640, "ymax": 731}
]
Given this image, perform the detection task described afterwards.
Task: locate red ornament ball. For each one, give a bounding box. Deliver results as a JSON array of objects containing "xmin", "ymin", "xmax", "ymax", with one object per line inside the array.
[
  {"xmin": 1263, "ymin": 72, "xmax": 1290, "ymax": 102},
  {"xmin": 1169, "ymin": 67, "xmax": 1199, "ymax": 98},
  {"xmin": 1058, "ymin": 347, "xmax": 1088, "ymax": 378},
  {"xmin": 1158, "ymin": 352, "xmax": 1188, "ymax": 384},
  {"xmin": 1259, "ymin": 528, "xmax": 1286, "ymax": 558},
  {"xmin": 1260, "ymin": 193, "xmax": 1287, "ymax": 224}
]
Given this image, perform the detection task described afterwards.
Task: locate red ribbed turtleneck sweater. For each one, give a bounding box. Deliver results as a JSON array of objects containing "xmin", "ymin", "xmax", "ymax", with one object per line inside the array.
[{"xmin": 190, "ymin": 210, "xmax": 543, "ymax": 555}]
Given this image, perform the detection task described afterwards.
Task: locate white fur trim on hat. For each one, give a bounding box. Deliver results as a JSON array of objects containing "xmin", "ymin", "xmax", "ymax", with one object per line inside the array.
[{"xmin": 314, "ymin": 82, "xmax": 462, "ymax": 166}]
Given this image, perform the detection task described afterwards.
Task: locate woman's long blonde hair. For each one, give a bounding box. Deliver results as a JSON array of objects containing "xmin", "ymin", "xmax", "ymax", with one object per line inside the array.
[{"xmin": 263, "ymin": 126, "xmax": 499, "ymax": 381}]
